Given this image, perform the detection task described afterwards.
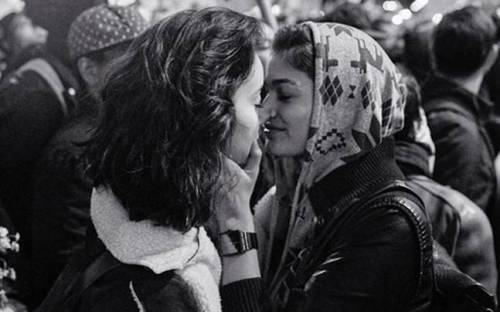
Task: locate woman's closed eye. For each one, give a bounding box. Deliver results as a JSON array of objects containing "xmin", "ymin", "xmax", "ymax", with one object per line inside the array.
[
  {"xmin": 277, "ymin": 93, "xmax": 293, "ymax": 102},
  {"xmin": 276, "ymin": 86, "xmax": 296, "ymax": 102}
]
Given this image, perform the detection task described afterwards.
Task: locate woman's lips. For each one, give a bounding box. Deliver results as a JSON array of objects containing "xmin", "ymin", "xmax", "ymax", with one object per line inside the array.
[
  {"xmin": 263, "ymin": 123, "xmax": 285, "ymax": 138},
  {"xmin": 263, "ymin": 122, "xmax": 285, "ymax": 132}
]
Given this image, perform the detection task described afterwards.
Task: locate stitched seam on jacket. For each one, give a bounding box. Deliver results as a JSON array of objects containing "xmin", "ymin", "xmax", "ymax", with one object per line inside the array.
[{"xmin": 129, "ymin": 281, "xmax": 145, "ymax": 312}]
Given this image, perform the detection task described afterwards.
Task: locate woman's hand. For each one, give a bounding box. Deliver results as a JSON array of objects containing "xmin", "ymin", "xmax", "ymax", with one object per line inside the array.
[
  {"xmin": 216, "ymin": 140, "xmax": 262, "ymax": 232},
  {"xmin": 216, "ymin": 141, "xmax": 262, "ymax": 285}
]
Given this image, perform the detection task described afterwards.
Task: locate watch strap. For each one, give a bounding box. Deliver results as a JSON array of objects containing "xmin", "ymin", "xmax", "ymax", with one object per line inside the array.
[{"xmin": 219, "ymin": 230, "xmax": 258, "ymax": 256}]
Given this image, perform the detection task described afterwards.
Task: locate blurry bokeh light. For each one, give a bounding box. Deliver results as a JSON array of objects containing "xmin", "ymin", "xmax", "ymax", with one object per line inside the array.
[{"xmin": 383, "ymin": 1, "xmax": 399, "ymax": 11}]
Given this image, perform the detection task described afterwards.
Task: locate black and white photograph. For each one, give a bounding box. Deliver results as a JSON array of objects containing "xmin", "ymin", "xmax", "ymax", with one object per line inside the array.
[{"xmin": 0, "ymin": 0, "xmax": 499, "ymax": 311}]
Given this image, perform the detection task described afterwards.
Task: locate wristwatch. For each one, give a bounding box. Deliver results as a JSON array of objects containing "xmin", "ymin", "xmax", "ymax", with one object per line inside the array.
[{"xmin": 219, "ymin": 230, "xmax": 258, "ymax": 256}]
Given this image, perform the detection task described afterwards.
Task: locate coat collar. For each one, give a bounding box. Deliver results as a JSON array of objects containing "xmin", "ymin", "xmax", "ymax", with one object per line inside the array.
[
  {"xmin": 395, "ymin": 140, "xmax": 432, "ymax": 178},
  {"xmin": 90, "ymin": 187, "xmax": 222, "ymax": 312},
  {"xmin": 421, "ymin": 74, "xmax": 493, "ymax": 120},
  {"xmin": 308, "ymin": 138, "xmax": 405, "ymax": 217}
]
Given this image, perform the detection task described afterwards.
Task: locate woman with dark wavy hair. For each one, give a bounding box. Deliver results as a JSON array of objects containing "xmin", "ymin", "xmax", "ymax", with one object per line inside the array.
[{"xmin": 38, "ymin": 7, "xmax": 264, "ymax": 312}]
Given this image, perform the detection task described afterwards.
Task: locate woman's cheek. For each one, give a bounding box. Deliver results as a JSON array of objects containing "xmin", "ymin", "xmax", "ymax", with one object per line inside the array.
[
  {"xmin": 239, "ymin": 106, "xmax": 260, "ymax": 138},
  {"xmin": 227, "ymin": 107, "xmax": 259, "ymax": 165}
]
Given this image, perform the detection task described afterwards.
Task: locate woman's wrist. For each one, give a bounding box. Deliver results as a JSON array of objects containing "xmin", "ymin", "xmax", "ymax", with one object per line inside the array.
[
  {"xmin": 221, "ymin": 249, "xmax": 260, "ymax": 285},
  {"xmin": 219, "ymin": 229, "xmax": 258, "ymax": 257},
  {"xmin": 216, "ymin": 195, "xmax": 255, "ymax": 232},
  {"xmin": 218, "ymin": 216, "xmax": 255, "ymax": 233}
]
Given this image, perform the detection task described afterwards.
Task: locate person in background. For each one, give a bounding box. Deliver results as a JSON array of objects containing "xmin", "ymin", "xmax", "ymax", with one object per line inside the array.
[
  {"xmin": 480, "ymin": 10, "xmax": 500, "ymax": 159},
  {"xmin": 38, "ymin": 7, "xmax": 265, "ymax": 312},
  {"xmin": 319, "ymin": 1, "xmax": 372, "ymax": 30},
  {"xmin": 421, "ymin": 6, "xmax": 500, "ymax": 274},
  {"xmin": 30, "ymin": 4, "xmax": 149, "ymax": 308},
  {"xmin": 319, "ymin": 1, "xmax": 403, "ymax": 62},
  {"xmin": 0, "ymin": 10, "xmax": 48, "ymax": 75},
  {"xmin": 24, "ymin": 0, "xmax": 95, "ymax": 66},
  {"xmin": 394, "ymin": 72, "xmax": 497, "ymax": 294},
  {"xmin": 402, "ymin": 20, "xmax": 435, "ymax": 84},
  {"xmin": 0, "ymin": 2, "xmax": 80, "ymax": 306},
  {"xmin": 0, "ymin": 4, "xmax": 75, "ymax": 236},
  {"xmin": 370, "ymin": 14, "xmax": 405, "ymax": 62},
  {"xmin": 422, "ymin": 6, "xmax": 498, "ymax": 215}
]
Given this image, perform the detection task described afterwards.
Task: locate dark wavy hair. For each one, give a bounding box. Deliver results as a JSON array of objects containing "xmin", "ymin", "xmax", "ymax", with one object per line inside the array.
[
  {"xmin": 272, "ymin": 24, "xmax": 314, "ymax": 80},
  {"xmin": 84, "ymin": 7, "xmax": 262, "ymax": 232}
]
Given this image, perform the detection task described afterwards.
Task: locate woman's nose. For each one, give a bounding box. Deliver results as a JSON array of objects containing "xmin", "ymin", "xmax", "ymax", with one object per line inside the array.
[{"xmin": 258, "ymin": 93, "xmax": 274, "ymax": 125}]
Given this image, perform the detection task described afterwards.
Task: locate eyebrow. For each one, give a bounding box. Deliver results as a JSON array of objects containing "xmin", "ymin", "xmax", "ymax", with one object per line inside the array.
[
  {"xmin": 266, "ymin": 79, "xmax": 299, "ymax": 89},
  {"xmin": 272, "ymin": 79, "xmax": 298, "ymax": 86}
]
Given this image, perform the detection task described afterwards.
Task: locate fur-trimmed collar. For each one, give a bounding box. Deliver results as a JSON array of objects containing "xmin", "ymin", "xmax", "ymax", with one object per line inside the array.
[{"xmin": 90, "ymin": 187, "xmax": 222, "ymax": 312}]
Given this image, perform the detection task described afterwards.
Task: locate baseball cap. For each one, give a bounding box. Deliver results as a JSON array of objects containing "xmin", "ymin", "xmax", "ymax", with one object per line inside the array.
[{"xmin": 67, "ymin": 4, "xmax": 149, "ymax": 61}]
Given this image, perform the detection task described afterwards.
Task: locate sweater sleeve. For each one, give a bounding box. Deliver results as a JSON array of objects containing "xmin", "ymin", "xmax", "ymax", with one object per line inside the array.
[{"xmin": 221, "ymin": 278, "xmax": 265, "ymax": 312}]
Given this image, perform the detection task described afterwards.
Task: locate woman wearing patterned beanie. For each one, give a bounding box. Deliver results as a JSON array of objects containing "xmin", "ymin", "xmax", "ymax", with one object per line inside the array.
[{"xmin": 218, "ymin": 23, "xmax": 434, "ymax": 311}]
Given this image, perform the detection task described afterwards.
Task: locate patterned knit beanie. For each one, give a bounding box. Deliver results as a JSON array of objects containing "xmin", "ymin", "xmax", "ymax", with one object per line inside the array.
[{"xmin": 67, "ymin": 4, "xmax": 149, "ymax": 61}]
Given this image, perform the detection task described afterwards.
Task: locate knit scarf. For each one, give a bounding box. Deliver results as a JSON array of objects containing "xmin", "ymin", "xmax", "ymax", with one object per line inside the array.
[
  {"xmin": 90, "ymin": 187, "xmax": 222, "ymax": 312},
  {"xmin": 266, "ymin": 22, "xmax": 406, "ymax": 306}
]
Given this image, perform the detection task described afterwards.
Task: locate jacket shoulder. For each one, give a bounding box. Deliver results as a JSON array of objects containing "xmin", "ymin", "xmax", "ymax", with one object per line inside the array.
[
  {"xmin": 423, "ymin": 96, "xmax": 474, "ymax": 119},
  {"xmin": 300, "ymin": 193, "xmax": 433, "ymax": 311},
  {"xmin": 409, "ymin": 176, "xmax": 478, "ymax": 216},
  {"xmin": 130, "ymin": 270, "xmax": 200, "ymax": 312},
  {"xmin": 82, "ymin": 266, "xmax": 200, "ymax": 312}
]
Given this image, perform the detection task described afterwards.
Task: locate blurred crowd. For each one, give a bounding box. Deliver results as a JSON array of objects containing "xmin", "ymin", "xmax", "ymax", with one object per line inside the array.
[{"xmin": 0, "ymin": 0, "xmax": 500, "ymax": 311}]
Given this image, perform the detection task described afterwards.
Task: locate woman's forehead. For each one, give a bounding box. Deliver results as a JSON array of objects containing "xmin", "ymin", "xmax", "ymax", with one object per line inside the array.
[{"xmin": 266, "ymin": 56, "xmax": 308, "ymax": 86}]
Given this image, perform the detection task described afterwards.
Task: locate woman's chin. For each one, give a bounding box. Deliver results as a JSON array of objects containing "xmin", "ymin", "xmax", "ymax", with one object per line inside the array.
[
  {"xmin": 265, "ymin": 142, "xmax": 284, "ymax": 157},
  {"xmin": 265, "ymin": 141, "xmax": 300, "ymax": 158}
]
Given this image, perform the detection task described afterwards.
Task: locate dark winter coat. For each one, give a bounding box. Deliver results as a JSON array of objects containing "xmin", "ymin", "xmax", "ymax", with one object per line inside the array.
[
  {"xmin": 36, "ymin": 232, "xmax": 202, "ymax": 312},
  {"xmin": 0, "ymin": 51, "xmax": 78, "ymax": 307},
  {"xmin": 396, "ymin": 140, "xmax": 497, "ymax": 294},
  {"xmin": 238, "ymin": 140, "xmax": 434, "ymax": 312},
  {"xmin": 30, "ymin": 115, "xmax": 95, "ymax": 307},
  {"xmin": 421, "ymin": 75, "xmax": 496, "ymax": 216}
]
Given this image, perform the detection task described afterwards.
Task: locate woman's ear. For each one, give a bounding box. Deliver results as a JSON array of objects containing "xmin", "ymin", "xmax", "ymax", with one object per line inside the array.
[{"xmin": 77, "ymin": 56, "xmax": 99, "ymax": 88}]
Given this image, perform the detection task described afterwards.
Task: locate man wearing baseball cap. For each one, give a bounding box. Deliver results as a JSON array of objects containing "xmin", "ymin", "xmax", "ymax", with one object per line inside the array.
[{"xmin": 30, "ymin": 4, "xmax": 148, "ymax": 308}]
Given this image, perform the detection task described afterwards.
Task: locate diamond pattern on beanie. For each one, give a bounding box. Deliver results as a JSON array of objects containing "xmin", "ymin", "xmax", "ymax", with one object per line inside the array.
[{"xmin": 320, "ymin": 75, "xmax": 344, "ymax": 107}]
